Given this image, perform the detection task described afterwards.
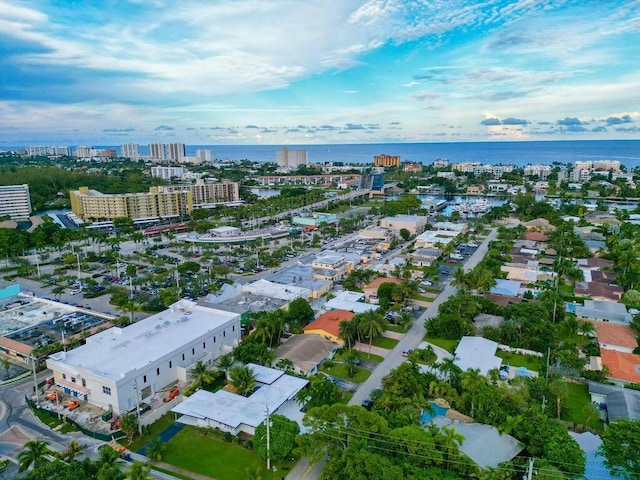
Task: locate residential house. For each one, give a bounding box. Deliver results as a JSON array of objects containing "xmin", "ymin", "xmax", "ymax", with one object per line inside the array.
[
  {"xmin": 362, "ymin": 277, "xmax": 403, "ymax": 302},
  {"xmin": 453, "ymin": 336, "xmax": 502, "ymax": 376},
  {"xmin": 524, "ymin": 218, "xmax": 556, "ymax": 232},
  {"xmin": 574, "ymin": 283, "xmax": 623, "ymax": 302},
  {"xmin": 324, "ymin": 291, "xmax": 377, "ymax": 314},
  {"xmin": 588, "ymin": 320, "xmax": 638, "ymax": 353},
  {"xmin": 414, "ymin": 230, "xmax": 459, "ymax": 249},
  {"xmin": 588, "ymin": 381, "xmax": 640, "ymax": 421},
  {"xmin": 599, "ymin": 350, "xmax": 640, "ymax": 385},
  {"xmin": 574, "ymin": 300, "xmax": 632, "ymax": 323},
  {"xmin": 489, "ymin": 279, "xmax": 522, "ymax": 297},
  {"xmin": 303, "ymin": 310, "xmax": 355, "ymax": 344},
  {"xmin": 275, "ymin": 334, "xmax": 337, "ymax": 375},
  {"xmin": 409, "ymin": 248, "xmax": 442, "ymax": 267}
]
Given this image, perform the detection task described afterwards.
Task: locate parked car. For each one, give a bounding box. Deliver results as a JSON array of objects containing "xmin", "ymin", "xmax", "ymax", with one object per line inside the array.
[
  {"xmin": 450, "ymin": 253, "xmax": 464, "ymax": 260},
  {"xmin": 361, "ymin": 399, "xmax": 374, "ymax": 410},
  {"xmin": 402, "ymin": 349, "xmax": 413, "ymax": 357}
]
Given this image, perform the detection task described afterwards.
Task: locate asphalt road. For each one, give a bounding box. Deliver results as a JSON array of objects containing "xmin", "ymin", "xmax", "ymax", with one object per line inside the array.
[{"xmin": 285, "ymin": 228, "xmax": 497, "ymax": 480}]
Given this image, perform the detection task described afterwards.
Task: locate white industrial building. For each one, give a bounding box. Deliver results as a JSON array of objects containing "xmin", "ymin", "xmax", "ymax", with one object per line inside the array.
[
  {"xmin": 46, "ymin": 299, "xmax": 240, "ymax": 415},
  {"xmin": 0, "ymin": 184, "xmax": 32, "ymax": 221}
]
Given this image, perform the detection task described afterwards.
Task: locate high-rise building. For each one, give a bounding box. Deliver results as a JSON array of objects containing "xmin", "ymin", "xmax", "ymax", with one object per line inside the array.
[
  {"xmin": 195, "ymin": 149, "xmax": 214, "ymax": 162},
  {"xmin": 0, "ymin": 184, "xmax": 32, "ymax": 221},
  {"xmin": 150, "ymin": 166, "xmax": 186, "ymax": 180},
  {"xmin": 70, "ymin": 186, "xmax": 192, "ymax": 221},
  {"xmin": 277, "ymin": 147, "xmax": 307, "ymax": 168},
  {"xmin": 27, "ymin": 146, "xmax": 71, "ymax": 156},
  {"xmin": 373, "ymin": 154, "xmax": 400, "ymax": 168},
  {"xmin": 167, "ymin": 142, "xmax": 185, "ymax": 161},
  {"xmin": 121, "ymin": 143, "xmax": 140, "ymax": 159},
  {"xmin": 148, "ymin": 143, "xmax": 166, "ymax": 160},
  {"xmin": 75, "ymin": 146, "xmax": 93, "ymax": 158}
]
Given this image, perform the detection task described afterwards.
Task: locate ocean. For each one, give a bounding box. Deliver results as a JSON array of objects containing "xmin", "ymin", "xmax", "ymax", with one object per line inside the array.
[{"xmin": 157, "ymin": 140, "xmax": 640, "ymax": 167}]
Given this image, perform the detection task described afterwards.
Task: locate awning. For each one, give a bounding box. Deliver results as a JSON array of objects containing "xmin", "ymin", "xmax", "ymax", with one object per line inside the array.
[{"xmin": 55, "ymin": 378, "xmax": 90, "ymax": 395}]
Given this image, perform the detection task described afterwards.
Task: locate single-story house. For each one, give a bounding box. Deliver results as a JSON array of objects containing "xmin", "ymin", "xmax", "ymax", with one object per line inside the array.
[
  {"xmin": 409, "ymin": 248, "xmax": 442, "ymax": 267},
  {"xmin": 588, "ymin": 381, "xmax": 640, "ymax": 421},
  {"xmin": 454, "ymin": 336, "xmax": 502, "ymax": 376},
  {"xmin": 303, "ymin": 310, "xmax": 355, "ymax": 344},
  {"xmin": 524, "ymin": 231, "xmax": 548, "ymax": 242},
  {"xmin": 172, "ymin": 364, "xmax": 308, "ymax": 436},
  {"xmin": 590, "ymin": 270, "xmax": 617, "ymax": 284},
  {"xmin": 599, "ymin": 350, "xmax": 640, "ymax": 385},
  {"xmin": 362, "ymin": 277, "xmax": 403, "ymax": 302},
  {"xmin": 484, "ymin": 293, "xmax": 523, "ymax": 307},
  {"xmin": 275, "ymin": 334, "xmax": 337, "ymax": 375},
  {"xmin": 577, "ymin": 258, "xmax": 614, "ymax": 270},
  {"xmin": 575, "ymin": 300, "xmax": 632, "ymax": 323},
  {"xmin": 489, "ymin": 279, "xmax": 521, "ymax": 297},
  {"xmin": 574, "ymin": 283, "xmax": 623, "ymax": 302},
  {"xmin": 524, "ymin": 218, "xmax": 556, "ymax": 232},
  {"xmin": 430, "ymin": 417, "xmax": 524, "ymax": 469},
  {"xmin": 414, "ymin": 230, "xmax": 459, "ymax": 249},
  {"xmin": 324, "ymin": 291, "xmax": 377, "ymax": 314},
  {"xmin": 588, "ymin": 320, "xmax": 638, "ymax": 353}
]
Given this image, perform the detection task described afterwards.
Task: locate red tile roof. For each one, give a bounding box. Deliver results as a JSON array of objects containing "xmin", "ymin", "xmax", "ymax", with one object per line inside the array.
[
  {"xmin": 600, "ymin": 350, "xmax": 640, "ymax": 383},
  {"xmin": 589, "ymin": 320, "xmax": 638, "ymax": 349},
  {"xmin": 304, "ymin": 310, "xmax": 355, "ymax": 337},
  {"xmin": 0, "ymin": 337, "xmax": 34, "ymax": 356},
  {"xmin": 524, "ymin": 231, "xmax": 548, "ymax": 242}
]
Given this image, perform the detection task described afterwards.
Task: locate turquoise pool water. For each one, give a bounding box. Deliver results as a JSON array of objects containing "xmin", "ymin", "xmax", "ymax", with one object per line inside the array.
[{"xmin": 421, "ymin": 402, "xmax": 450, "ymax": 423}]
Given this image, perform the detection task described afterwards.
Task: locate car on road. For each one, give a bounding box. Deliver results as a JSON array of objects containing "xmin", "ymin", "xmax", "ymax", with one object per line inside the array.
[
  {"xmin": 361, "ymin": 399, "xmax": 373, "ymax": 410},
  {"xmin": 402, "ymin": 349, "xmax": 413, "ymax": 357}
]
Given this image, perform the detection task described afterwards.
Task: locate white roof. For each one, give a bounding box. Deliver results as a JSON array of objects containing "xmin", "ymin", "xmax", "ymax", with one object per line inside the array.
[
  {"xmin": 172, "ymin": 366, "xmax": 308, "ymax": 429},
  {"xmin": 324, "ymin": 291, "xmax": 377, "ymax": 314},
  {"xmin": 454, "ymin": 336, "xmax": 502, "ymax": 376},
  {"xmin": 49, "ymin": 299, "xmax": 238, "ymax": 381},
  {"xmin": 242, "ymin": 279, "xmax": 310, "ymax": 301}
]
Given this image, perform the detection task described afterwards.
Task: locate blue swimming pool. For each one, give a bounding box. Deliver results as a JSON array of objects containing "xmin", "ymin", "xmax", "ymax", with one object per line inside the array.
[
  {"xmin": 566, "ymin": 303, "xmax": 576, "ymax": 313},
  {"xmin": 421, "ymin": 402, "xmax": 450, "ymax": 423}
]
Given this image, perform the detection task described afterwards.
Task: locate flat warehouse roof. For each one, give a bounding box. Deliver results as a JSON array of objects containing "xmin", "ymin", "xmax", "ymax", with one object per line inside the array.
[{"xmin": 49, "ymin": 299, "xmax": 239, "ymax": 381}]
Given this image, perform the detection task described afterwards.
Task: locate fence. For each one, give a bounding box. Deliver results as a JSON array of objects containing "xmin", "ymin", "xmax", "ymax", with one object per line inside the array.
[{"xmin": 25, "ymin": 396, "xmax": 126, "ymax": 442}]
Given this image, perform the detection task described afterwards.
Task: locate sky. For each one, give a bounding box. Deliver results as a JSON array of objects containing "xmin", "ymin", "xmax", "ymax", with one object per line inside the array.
[{"xmin": 1, "ymin": 0, "xmax": 639, "ymax": 146}]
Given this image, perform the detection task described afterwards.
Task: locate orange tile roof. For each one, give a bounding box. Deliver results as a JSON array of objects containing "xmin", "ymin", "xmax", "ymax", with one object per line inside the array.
[
  {"xmin": 524, "ymin": 231, "xmax": 548, "ymax": 242},
  {"xmin": 600, "ymin": 350, "xmax": 640, "ymax": 383},
  {"xmin": 364, "ymin": 277, "xmax": 403, "ymax": 290},
  {"xmin": 589, "ymin": 320, "xmax": 638, "ymax": 349},
  {"xmin": 304, "ymin": 309, "xmax": 355, "ymax": 337},
  {"xmin": 0, "ymin": 337, "xmax": 34, "ymax": 356}
]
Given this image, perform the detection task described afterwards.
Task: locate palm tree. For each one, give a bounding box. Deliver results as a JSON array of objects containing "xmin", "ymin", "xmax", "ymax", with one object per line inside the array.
[
  {"xmin": 275, "ymin": 358, "xmax": 295, "ymax": 374},
  {"xmin": 338, "ymin": 320, "xmax": 358, "ymax": 349},
  {"xmin": 356, "ymin": 310, "xmax": 386, "ymax": 358},
  {"xmin": 461, "ymin": 368, "xmax": 486, "ymax": 418},
  {"xmin": 451, "ymin": 267, "xmax": 469, "ymax": 293},
  {"xmin": 17, "ymin": 439, "xmax": 54, "ymax": 472},
  {"xmin": 1, "ymin": 357, "xmax": 10, "ymax": 380},
  {"xmin": 229, "ymin": 365, "xmax": 256, "ymax": 396},
  {"xmin": 61, "ymin": 439, "xmax": 83, "ymax": 462},
  {"xmin": 144, "ymin": 437, "xmax": 166, "ymax": 462},
  {"xmin": 344, "ymin": 349, "xmax": 362, "ymax": 378},
  {"xmin": 97, "ymin": 444, "xmax": 124, "ymax": 480},
  {"xmin": 440, "ymin": 426, "xmax": 465, "ymax": 470},
  {"xmin": 396, "ymin": 311, "xmax": 414, "ymax": 332},
  {"xmin": 216, "ymin": 352, "xmax": 235, "ymax": 375},
  {"xmin": 563, "ymin": 317, "xmax": 580, "ymax": 341},
  {"xmin": 548, "ymin": 378, "xmax": 568, "ymax": 420},
  {"xmin": 124, "ymin": 461, "xmax": 154, "ymax": 480},
  {"xmin": 578, "ymin": 320, "xmax": 595, "ymax": 347},
  {"xmin": 189, "ymin": 360, "xmax": 215, "ymax": 389}
]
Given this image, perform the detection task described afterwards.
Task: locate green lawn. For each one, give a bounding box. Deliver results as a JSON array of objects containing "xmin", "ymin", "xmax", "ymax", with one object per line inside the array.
[
  {"xmin": 127, "ymin": 412, "xmax": 176, "ymax": 451},
  {"xmin": 386, "ymin": 325, "xmax": 408, "ymax": 334},
  {"xmin": 423, "ymin": 336, "xmax": 459, "ymax": 353},
  {"xmin": 562, "ymin": 382, "xmax": 604, "ymax": 432},
  {"xmin": 334, "ymin": 350, "xmax": 384, "ymax": 363},
  {"xmin": 320, "ymin": 363, "xmax": 372, "ymax": 383},
  {"xmin": 495, "ymin": 350, "xmax": 544, "ymax": 372},
  {"xmin": 163, "ymin": 426, "xmax": 278, "ymax": 480},
  {"xmin": 339, "ymin": 391, "xmax": 354, "ymax": 404},
  {"xmin": 372, "ymin": 336, "xmax": 399, "ymax": 349}
]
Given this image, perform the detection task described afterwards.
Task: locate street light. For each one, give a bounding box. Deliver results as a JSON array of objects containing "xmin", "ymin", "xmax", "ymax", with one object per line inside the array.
[{"xmin": 75, "ymin": 252, "xmax": 81, "ymax": 281}]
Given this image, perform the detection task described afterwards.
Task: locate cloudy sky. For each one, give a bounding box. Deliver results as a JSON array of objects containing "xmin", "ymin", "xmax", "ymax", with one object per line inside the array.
[{"xmin": 1, "ymin": 0, "xmax": 639, "ymax": 146}]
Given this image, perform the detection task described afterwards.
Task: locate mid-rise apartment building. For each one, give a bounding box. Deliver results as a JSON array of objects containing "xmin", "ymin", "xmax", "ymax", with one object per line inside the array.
[
  {"xmin": 27, "ymin": 146, "xmax": 71, "ymax": 156},
  {"xmin": 195, "ymin": 149, "xmax": 214, "ymax": 162},
  {"xmin": 75, "ymin": 146, "xmax": 93, "ymax": 158},
  {"xmin": 150, "ymin": 166, "xmax": 186, "ymax": 180},
  {"xmin": 158, "ymin": 180, "xmax": 240, "ymax": 207},
  {"xmin": 70, "ymin": 186, "xmax": 192, "ymax": 221},
  {"xmin": 0, "ymin": 184, "xmax": 32, "ymax": 221},
  {"xmin": 374, "ymin": 154, "xmax": 400, "ymax": 168},
  {"xmin": 277, "ymin": 147, "xmax": 308, "ymax": 168},
  {"xmin": 524, "ymin": 165, "xmax": 552, "ymax": 179}
]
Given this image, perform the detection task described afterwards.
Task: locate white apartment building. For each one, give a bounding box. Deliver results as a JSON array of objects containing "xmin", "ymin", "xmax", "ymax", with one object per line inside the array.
[
  {"xmin": 277, "ymin": 147, "xmax": 308, "ymax": 168},
  {"xmin": 593, "ymin": 160, "xmax": 621, "ymax": 171},
  {"xmin": 167, "ymin": 142, "xmax": 186, "ymax": 161},
  {"xmin": 148, "ymin": 143, "xmax": 166, "ymax": 160},
  {"xmin": 572, "ymin": 168, "xmax": 591, "ymax": 183},
  {"xmin": 524, "ymin": 164, "xmax": 552, "ymax": 180},
  {"xmin": 27, "ymin": 146, "xmax": 71, "ymax": 156},
  {"xmin": 0, "ymin": 184, "xmax": 32, "ymax": 221},
  {"xmin": 195, "ymin": 149, "xmax": 214, "ymax": 162},
  {"xmin": 121, "ymin": 143, "xmax": 140, "ymax": 159},
  {"xmin": 151, "ymin": 166, "xmax": 186, "ymax": 180},
  {"xmin": 75, "ymin": 146, "xmax": 93, "ymax": 158},
  {"xmin": 433, "ymin": 158, "xmax": 450, "ymax": 168},
  {"xmin": 451, "ymin": 162, "xmax": 480, "ymax": 173},
  {"xmin": 46, "ymin": 299, "xmax": 240, "ymax": 415},
  {"xmin": 472, "ymin": 164, "xmax": 514, "ymax": 178},
  {"xmin": 158, "ymin": 179, "xmax": 240, "ymax": 207}
]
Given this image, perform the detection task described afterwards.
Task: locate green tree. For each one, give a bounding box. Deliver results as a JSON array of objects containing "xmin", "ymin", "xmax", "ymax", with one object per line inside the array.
[
  {"xmin": 144, "ymin": 438, "xmax": 166, "ymax": 462},
  {"xmin": 440, "ymin": 426, "xmax": 465, "ymax": 470},
  {"xmin": 1, "ymin": 357, "xmax": 10, "ymax": 379},
  {"xmin": 254, "ymin": 414, "xmax": 300, "ymax": 463},
  {"xmin": 287, "ymin": 297, "xmax": 314, "ymax": 327},
  {"xmin": 229, "ymin": 365, "xmax": 256, "ymax": 396},
  {"xmin": 60, "ymin": 440, "xmax": 83, "ymax": 462},
  {"xmin": 188, "ymin": 360, "xmax": 215, "ymax": 389},
  {"xmin": 344, "ymin": 349, "xmax": 362, "ymax": 378},
  {"xmin": 599, "ymin": 419, "xmax": 640, "ymax": 479},
  {"xmin": 119, "ymin": 413, "xmax": 139, "ymax": 443},
  {"xmin": 356, "ymin": 310, "xmax": 386, "ymax": 357},
  {"xmin": 96, "ymin": 444, "xmax": 124, "ymax": 480},
  {"xmin": 295, "ymin": 375, "xmax": 341, "ymax": 409},
  {"xmin": 338, "ymin": 320, "xmax": 359, "ymax": 349},
  {"xmin": 548, "ymin": 379, "xmax": 568, "ymax": 420},
  {"xmin": 18, "ymin": 440, "xmax": 54, "ymax": 472},
  {"xmin": 399, "ymin": 228, "xmax": 411, "ymax": 241},
  {"xmin": 124, "ymin": 461, "xmax": 153, "ymax": 480}
]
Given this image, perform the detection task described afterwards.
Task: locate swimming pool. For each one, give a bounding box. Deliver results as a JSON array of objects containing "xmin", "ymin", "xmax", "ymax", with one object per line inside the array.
[{"xmin": 421, "ymin": 402, "xmax": 450, "ymax": 423}]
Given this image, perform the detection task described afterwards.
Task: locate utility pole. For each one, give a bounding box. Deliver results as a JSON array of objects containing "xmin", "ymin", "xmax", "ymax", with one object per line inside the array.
[
  {"xmin": 31, "ymin": 356, "xmax": 39, "ymax": 406},
  {"xmin": 265, "ymin": 405, "xmax": 271, "ymax": 471},
  {"xmin": 524, "ymin": 457, "xmax": 534, "ymax": 480}
]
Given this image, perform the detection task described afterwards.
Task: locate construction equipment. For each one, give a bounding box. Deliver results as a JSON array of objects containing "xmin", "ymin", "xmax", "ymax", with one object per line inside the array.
[
  {"xmin": 67, "ymin": 399, "xmax": 80, "ymax": 410},
  {"xmin": 163, "ymin": 387, "xmax": 179, "ymax": 402}
]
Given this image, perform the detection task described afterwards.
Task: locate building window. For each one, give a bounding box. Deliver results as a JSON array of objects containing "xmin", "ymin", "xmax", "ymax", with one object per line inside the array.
[
  {"xmin": 102, "ymin": 386, "xmax": 111, "ymax": 395},
  {"xmin": 192, "ymin": 348, "xmax": 195, "ymax": 355},
  {"xmin": 203, "ymin": 342, "xmax": 206, "ymax": 349},
  {"xmin": 223, "ymin": 330, "xmax": 226, "ymax": 338},
  {"xmin": 232, "ymin": 325, "xmax": 235, "ymax": 332},
  {"xmin": 143, "ymin": 375, "xmax": 147, "ymax": 383},
  {"xmin": 71, "ymin": 377, "xmax": 76, "ymax": 383},
  {"xmin": 156, "ymin": 367, "xmax": 160, "ymax": 376},
  {"xmin": 182, "ymin": 353, "xmax": 185, "ymax": 361},
  {"xmin": 82, "ymin": 379, "xmax": 86, "ymax": 387},
  {"xmin": 213, "ymin": 336, "xmax": 216, "ymax": 343},
  {"xmin": 169, "ymin": 361, "xmax": 172, "ymax": 368},
  {"xmin": 62, "ymin": 374, "xmax": 66, "ymax": 380}
]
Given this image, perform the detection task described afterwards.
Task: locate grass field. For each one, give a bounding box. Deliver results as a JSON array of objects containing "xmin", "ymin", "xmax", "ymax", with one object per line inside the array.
[
  {"xmin": 423, "ymin": 336, "xmax": 459, "ymax": 353},
  {"xmin": 320, "ymin": 363, "xmax": 371, "ymax": 383},
  {"xmin": 127, "ymin": 412, "xmax": 176, "ymax": 451},
  {"xmin": 386, "ymin": 324, "xmax": 408, "ymax": 334},
  {"xmin": 561, "ymin": 382, "xmax": 604, "ymax": 432},
  {"xmin": 372, "ymin": 336, "xmax": 399, "ymax": 349},
  {"xmin": 334, "ymin": 350, "xmax": 384, "ymax": 363},
  {"xmin": 495, "ymin": 350, "xmax": 544, "ymax": 372},
  {"xmin": 163, "ymin": 426, "xmax": 281, "ymax": 480}
]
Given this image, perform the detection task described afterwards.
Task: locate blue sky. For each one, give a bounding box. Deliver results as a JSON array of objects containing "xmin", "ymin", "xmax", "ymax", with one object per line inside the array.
[{"xmin": 1, "ymin": 0, "xmax": 639, "ymax": 146}]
